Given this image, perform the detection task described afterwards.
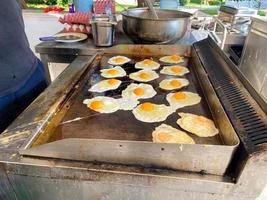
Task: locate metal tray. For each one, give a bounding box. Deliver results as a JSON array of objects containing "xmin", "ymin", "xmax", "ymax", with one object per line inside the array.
[{"xmin": 20, "ymin": 45, "xmax": 239, "ymax": 175}]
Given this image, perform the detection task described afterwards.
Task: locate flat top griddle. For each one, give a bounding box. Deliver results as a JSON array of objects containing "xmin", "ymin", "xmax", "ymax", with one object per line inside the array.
[
  {"xmin": 48, "ymin": 54, "xmax": 221, "ymax": 145},
  {"xmin": 21, "ymin": 45, "xmax": 239, "ymax": 175}
]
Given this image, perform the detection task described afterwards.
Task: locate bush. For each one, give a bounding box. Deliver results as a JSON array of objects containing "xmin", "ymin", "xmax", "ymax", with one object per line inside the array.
[
  {"xmin": 27, "ymin": 0, "xmax": 68, "ymax": 6},
  {"xmin": 190, "ymin": 0, "xmax": 202, "ymax": 4},
  {"xmin": 43, "ymin": 0, "xmax": 57, "ymax": 5},
  {"xmin": 180, "ymin": 0, "xmax": 190, "ymax": 6},
  {"xmin": 258, "ymin": 10, "xmax": 266, "ymax": 16},
  {"xmin": 27, "ymin": 0, "xmax": 45, "ymax": 3},
  {"xmin": 57, "ymin": 0, "xmax": 68, "ymax": 6},
  {"xmin": 208, "ymin": 0, "xmax": 221, "ymax": 5},
  {"xmin": 202, "ymin": 9, "xmax": 218, "ymax": 15}
]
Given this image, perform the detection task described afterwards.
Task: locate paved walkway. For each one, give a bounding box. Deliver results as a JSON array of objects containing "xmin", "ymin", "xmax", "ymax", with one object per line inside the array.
[
  {"xmin": 23, "ymin": 10, "xmax": 67, "ymax": 81},
  {"xmin": 23, "ymin": 10, "xmax": 63, "ymax": 55}
]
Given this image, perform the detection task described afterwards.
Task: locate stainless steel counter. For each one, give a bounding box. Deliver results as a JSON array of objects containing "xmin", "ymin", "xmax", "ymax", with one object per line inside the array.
[{"xmin": 239, "ymin": 17, "xmax": 267, "ymax": 108}]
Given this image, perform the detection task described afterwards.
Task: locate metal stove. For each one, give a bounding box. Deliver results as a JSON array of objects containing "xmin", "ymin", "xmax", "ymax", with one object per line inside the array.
[
  {"xmin": 210, "ymin": 5, "xmax": 257, "ymax": 52},
  {"xmin": 0, "ymin": 37, "xmax": 266, "ymax": 200},
  {"xmin": 218, "ymin": 5, "xmax": 257, "ymax": 31}
]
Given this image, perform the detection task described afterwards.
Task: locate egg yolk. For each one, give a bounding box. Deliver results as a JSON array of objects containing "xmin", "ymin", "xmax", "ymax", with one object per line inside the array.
[
  {"xmin": 170, "ymin": 80, "xmax": 181, "ymax": 87},
  {"xmin": 89, "ymin": 100, "xmax": 104, "ymax": 110},
  {"xmin": 107, "ymin": 69, "xmax": 119, "ymax": 75},
  {"xmin": 108, "ymin": 79, "xmax": 118, "ymax": 85},
  {"xmin": 174, "ymin": 92, "xmax": 186, "ymax": 100},
  {"xmin": 139, "ymin": 72, "xmax": 150, "ymax": 80},
  {"xmin": 157, "ymin": 133, "xmax": 172, "ymax": 142},
  {"xmin": 133, "ymin": 87, "xmax": 145, "ymax": 96},
  {"xmin": 171, "ymin": 66, "xmax": 182, "ymax": 73},
  {"xmin": 144, "ymin": 59, "xmax": 153, "ymax": 65},
  {"xmin": 115, "ymin": 57, "xmax": 125, "ymax": 63},
  {"xmin": 171, "ymin": 55, "xmax": 181, "ymax": 61},
  {"xmin": 140, "ymin": 102, "xmax": 155, "ymax": 111}
]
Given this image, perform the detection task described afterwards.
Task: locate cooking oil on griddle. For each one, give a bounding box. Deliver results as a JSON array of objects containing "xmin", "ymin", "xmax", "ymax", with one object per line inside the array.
[{"xmin": 49, "ymin": 54, "xmax": 222, "ymax": 145}]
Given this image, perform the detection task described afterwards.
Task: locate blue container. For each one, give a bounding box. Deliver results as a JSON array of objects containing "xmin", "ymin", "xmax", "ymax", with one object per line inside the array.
[
  {"xmin": 74, "ymin": 0, "xmax": 93, "ymax": 12},
  {"xmin": 160, "ymin": 0, "xmax": 178, "ymax": 9}
]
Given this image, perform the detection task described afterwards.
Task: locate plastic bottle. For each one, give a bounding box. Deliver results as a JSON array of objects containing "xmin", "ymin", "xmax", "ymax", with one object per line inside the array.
[
  {"xmin": 68, "ymin": 0, "xmax": 75, "ymax": 13},
  {"xmin": 95, "ymin": 0, "xmax": 115, "ymax": 14},
  {"xmin": 160, "ymin": 0, "xmax": 178, "ymax": 9},
  {"xmin": 74, "ymin": 0, "xmax": 93, "ymax": 13}
]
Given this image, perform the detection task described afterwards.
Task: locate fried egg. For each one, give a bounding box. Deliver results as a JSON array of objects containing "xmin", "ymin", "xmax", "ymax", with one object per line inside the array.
[
  {"xmin": 89, "ymin": 79, "xmax": 121, "ymax": 92},
  {"xmin": 135, "ymin": 59, "xmax": 160, "ymax": 70},
  {"xmin": 121, "ymin": 83, "xmax": 157, "ymax": 100},
  {"xmin": 132, "ymin": 102, "xmax": 174, "ymax": 123},
  {"xmin": 160, "ymin": 65, "xmax": 189, "ymax": 76},
  {"xmin": 117, "ymin": 98, "xmax": 140, "ymax": 111},
  {"xmin": 152, "ymin": 124, "xmax": 195, "ymax": 144},
  {"xmin": 129, "ymin": 70, "xmax": 159, "ymax": 82},
  {"xmin": 166, "ymin": 91, "xmax": 201, "ymax": 109},
  {"xmin": 159, "ymin": 78, "xmax": 189, "ymax": 90},
  {"xmin": 83, "ymin": 97, "xmax": 119, "ymax": 113},
  {"xmin": 100, "ymin": 66, "xmax": 127, "ymax": 78},
  {"xmin": 108, "ymin": 56, "xmax": 131, "ymax": 65},
  {"xmin": 177, "ymin": 112, "xmax": 219, "ymax": 137},
  {"xmin": 160, "ymin": 54, "xmax": 184, "ymax": 64}
]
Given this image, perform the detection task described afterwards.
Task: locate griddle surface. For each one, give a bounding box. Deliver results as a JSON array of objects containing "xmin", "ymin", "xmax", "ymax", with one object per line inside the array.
[{"xmin": 48, "ymin": 54, "xmax": 222, "ymax": 145}]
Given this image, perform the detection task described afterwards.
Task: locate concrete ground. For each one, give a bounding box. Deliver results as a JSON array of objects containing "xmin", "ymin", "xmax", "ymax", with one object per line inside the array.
[
  {"xmin": 22, "ymin": 10, "xmax": 267, "ymax": 200},
  {"xmin": 23, "ymin": 10, "xmax": 68, "ymax": 81}
]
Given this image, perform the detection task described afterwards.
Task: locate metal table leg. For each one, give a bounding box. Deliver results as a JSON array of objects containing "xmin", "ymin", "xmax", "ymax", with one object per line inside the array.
[
  {"xmin": 39, "ymin": 53, "xmax": 78, "ymax": 85},
  {"xmin": 40, "ymin": 54, "xmax": 52, "ymax": 84}
]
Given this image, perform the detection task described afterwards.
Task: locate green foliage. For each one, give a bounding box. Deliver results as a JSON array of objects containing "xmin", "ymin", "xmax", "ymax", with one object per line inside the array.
[
  {"xmin": 189, "ymin": 0, "xmax": 225, "ymax": 5},
  {"xmin": 180, "ymin": 0, "xmax": 190, "ymax": 6},
  {"xmin": 57, "ymin": 0, "xmax": 68, "ymax": 6},
  {"xmin": 27, "ymin": 0, "xmax": 45, "ymax": 3},
  {"xmin": 258, "ymin": 10, "xmax": 266, "ymax": 16},
  {"xmin": 28, "ymin": 0, "xmax": 68, "ymax": 6},
  {"xmin": 201, "ymin": 9, "xmax": 218, "ymax": 15},
  {"xmin": 26, "ymin": 3, "xmax": 68, "ymax": 9},
  {"xmin": 190, "ymin": 0, "xmax": 202, "ymax": 4},
  {"xmin": 201, "ymin": 9, "xmax": 266, "ymax": 17},
  {"xmin": 208, "ymin": 0, "xmax": 221, "ymax": 5},
  {"xmin": 43, "ymin": 0, "xmax": 57, "ymax": 5}
]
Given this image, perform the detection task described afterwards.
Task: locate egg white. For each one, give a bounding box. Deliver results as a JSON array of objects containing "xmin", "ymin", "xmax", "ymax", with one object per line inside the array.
[
  {"xmin": 160, "ymin": 65, "xmax": 189, "ymax": 76},
  {"xmin": 166, "ymin": 91, "xmax": 201, "ymax": 109},
  {"xmin": 83, "ymin": 96, "xmax": 120, "ymax": 113},
  {"xmin": 152, "ymin": 124, "xmax": 195, "ymax": 144},
  {"xmin": 159, "ymin": 78, "xmax": 189, "ymax": 90},
  {"xmin": 132, "ymin": 103, "xmax": 174, "ymax": 123},
  {"xmin": 135, "ymin": 59, "xmax": 160, "ymax": 70},
  {"xmin": 159, "ymin": 55, "xmax": 184, "ymax": 64},
  {"xmin": 117, "ymin": 98, "xmax": 140, "ymax": 111},
  {"xmin": 121, "ymin": 83, "xmax": 157, "ymax": 100},
  {"xmin": 100, "ymin": 66, "xmax": 127, "ymax": 78},
  {"xmin": 89, "ymin": 79, "xmax": 121, "ymax": 92},
  {"xmin": 129, "ymin": 70, "xmax": 159, "ymax": 82},
  {"xmin": 108, "ymin": 56, "xmax": 131, "ymax": 65},
  {"xmin": 177, "ymin": 112, "xmax": 219, "ymax": 137}
]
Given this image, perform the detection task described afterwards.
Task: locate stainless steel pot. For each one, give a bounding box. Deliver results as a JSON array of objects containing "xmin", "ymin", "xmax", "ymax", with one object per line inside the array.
[
  {"xmin": 121, "ymin": 8, "xmax": 192, "ymax": 44},
  {"xmin": 91, "ymin": 15, "xmax": 117, "ymax": 47}
]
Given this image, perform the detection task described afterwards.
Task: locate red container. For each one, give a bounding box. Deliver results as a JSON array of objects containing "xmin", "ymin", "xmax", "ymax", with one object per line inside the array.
[{"xmin": 94, "ymin": 0, "xmax": 115, "ymax": 14}]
